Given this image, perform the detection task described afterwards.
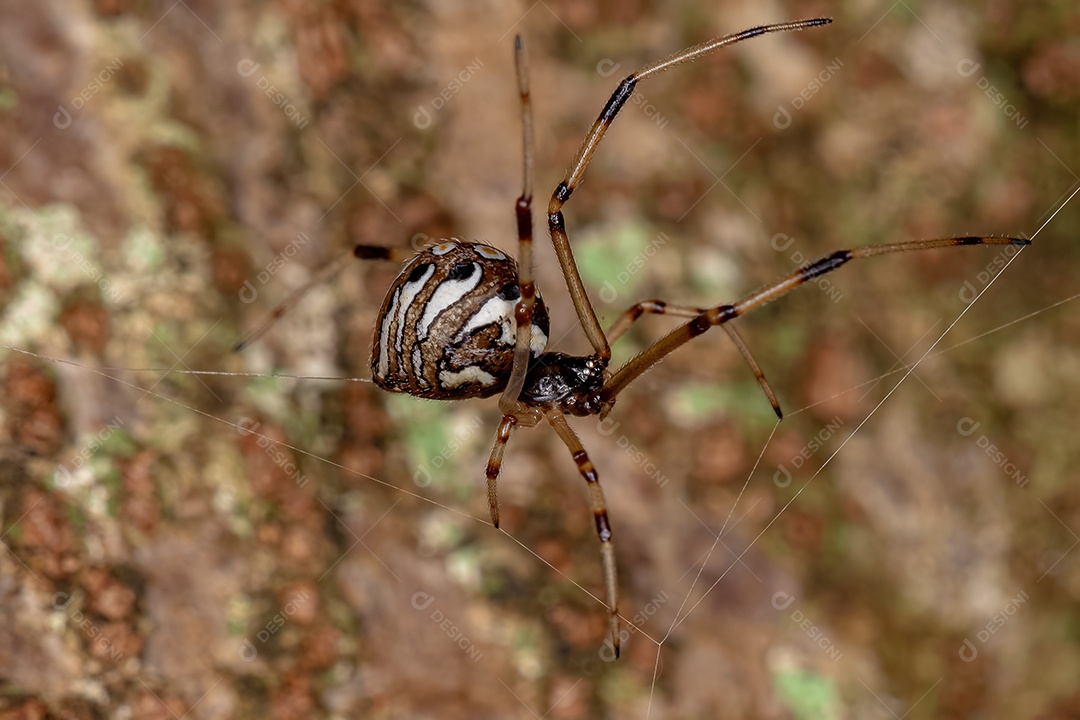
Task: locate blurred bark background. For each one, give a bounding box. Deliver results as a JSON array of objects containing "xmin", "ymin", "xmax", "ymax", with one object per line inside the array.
[{"xmin": 1, "ymin": 1, "xmax": 1078, "ymax": 718}]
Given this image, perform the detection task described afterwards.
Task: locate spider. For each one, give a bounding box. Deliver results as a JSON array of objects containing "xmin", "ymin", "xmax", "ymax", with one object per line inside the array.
[{"xmin": 235, "ymin": 17, "xmax": 1028, "ymax": 657}]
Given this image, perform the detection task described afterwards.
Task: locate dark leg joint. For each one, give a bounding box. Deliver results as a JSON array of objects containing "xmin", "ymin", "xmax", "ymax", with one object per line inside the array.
[
  {"xmin": 709, "ymin": 305, "xmax": 737, "ymax": 323},
  {"xmin": 740, "ymin": 26, "xmax": 768, "ymax": 40},
  {"xmin": 548, "ymin": 211, "xmax": 566, "ymax": 233},
  {"xmin": 634, "ymin": 300, "xmax": 668, "ymax": 318},
  {"xmin": 515, "ymin": 297, "xmax": 535, "ymax": 326},
  {"xmin": 594, "ymin": 511, "xmax": 612, "ymax": 542},
  {"xmin": 600, "ymin": 76, "xmax": 638, "ymax": 124},
  {"xmin": 354, "ymin": 245, "xmax": 392, "ymax": 260},
  {"xmin": 571, "ymin": 450, "xmax": 600, "ymax": 484},
  {"xmin": 803, "ymin": 250, "xmax": 853, "ymax": 280},
  {"xmin": 688, "ymin": 314, "xmax": 711, "ymax": 338},
  {"xmin": 516, "ymin": 197, "xmax": 533, "ymax": 238},
  {"xmin": 554, "ymin": 181, "xmax": 572, "ymax": 204},
  {"xmin": 689, "ymin": 304, "xmax": 736, "ymax": 337}
]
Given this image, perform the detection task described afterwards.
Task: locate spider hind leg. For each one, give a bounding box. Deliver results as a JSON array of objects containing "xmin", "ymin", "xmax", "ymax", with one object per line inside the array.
[{"xmin": 546, "ymin": 410, "xmax": 621, "ymax": 658}]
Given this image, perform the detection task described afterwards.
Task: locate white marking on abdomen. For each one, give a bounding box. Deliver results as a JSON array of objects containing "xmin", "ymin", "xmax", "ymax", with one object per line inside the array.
[
  {"xmin": 411, "ymin": 346, "xmax": 428, "ymax": 386},
  {"xmin": 474, "ymin": 245, "xmax": 507, "ymax": 260},
  {"xmin": 456, "ymin": 294, "xmax": 515, "ymax": 345},
  {"xmin": 439, "ymin": 366, "xmax": 496, "ymax": 389},
  {"xmin": 417, "ymin": 262, "xmax": 482, "ymax": 340},
  {"xmin": 530, "ymin": 324, "xmax": 548, "ymax": 355},
  {"xmin": 376, "ymin": 287, "xmax": 401, "ymax": 379},
  {"xmin": 455, "ymin": 293, "xmax": 549, "ymax": 356},
  {"xmin": 394, "ymin": 264, "xmax": 435, "ymax": 355}
]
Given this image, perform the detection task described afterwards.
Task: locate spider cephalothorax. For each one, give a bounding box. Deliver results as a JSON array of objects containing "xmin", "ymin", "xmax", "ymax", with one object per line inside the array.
[
  {"xmin": 371, "ymin": 240, "xmax": 550, "ymax": 400},
  {"xmin": 519, "ymin": 352, "xmax": 607, "ymax": 413},
  {"xmin": 239, "ymin": 18, "xmax": 1027, "ymax": 658}
]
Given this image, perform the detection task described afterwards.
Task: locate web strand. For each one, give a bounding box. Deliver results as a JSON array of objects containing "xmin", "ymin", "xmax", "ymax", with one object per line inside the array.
[
  {"xmin": 3, "ymin": 346, "xmax": 479, "ymax": 523},
  {"xmin": 662, "ymin": 243, "xmax": 1032, "ymax": 642}
]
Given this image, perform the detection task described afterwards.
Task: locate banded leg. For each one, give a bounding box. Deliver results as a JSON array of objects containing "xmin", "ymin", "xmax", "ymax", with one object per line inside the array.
[
  {"xmin": 484, "ymin": 405, "xmax": 543, "ymax": 528},
  {"xmin": 233, "ymin": 243, "xmax": 415, "ymax": 351},
  {"xmin": 546, "ymin": 410, "xmax": 621, "ymax": 657},
  {"xmin": 599, "ymin": 236, "xmax": 1030, "ymax": 403},
  {"xmin": 547, "ymin": 18, "xmax": 833, "ymax": 361},
  {"xmin": 484, "ymin": 415, "xmax": 516, "ymax": 528},
  {"xmin": 501, "ymin": 35, "xmax": 539, "ymax": 415},
  {"xmin": 607, "ymin": 300, "xmax": 781, "ymax": 417}
]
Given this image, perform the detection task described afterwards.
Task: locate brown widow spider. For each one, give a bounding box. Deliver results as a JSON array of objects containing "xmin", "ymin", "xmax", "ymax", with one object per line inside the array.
[{"xmin": 236, "ymin": 17, "xmax": 1028, "ymax": 657}]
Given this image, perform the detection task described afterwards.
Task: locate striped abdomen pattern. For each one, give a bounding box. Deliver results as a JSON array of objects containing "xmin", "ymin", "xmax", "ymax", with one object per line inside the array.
[{"xmin": 371, "ymin": 241, "xmax": 550, "ymax": 399}]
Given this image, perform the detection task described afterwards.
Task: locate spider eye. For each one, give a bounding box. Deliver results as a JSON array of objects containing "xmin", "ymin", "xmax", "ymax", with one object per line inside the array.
[
  {"xmin": 407, "ymin": 264, "xmax": 433, "ymax": 283},
  {"xmin": 497, "ymin": 283, "xmax": 520, "ymax": 301},
  {"xmin": 448, "ymin": 262, "xmax": 477, "ymax": 281}
]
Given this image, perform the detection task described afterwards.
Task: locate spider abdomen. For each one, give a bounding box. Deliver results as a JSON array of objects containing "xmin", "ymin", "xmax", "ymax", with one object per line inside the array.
[{"xmin": 371, "ymin": 241, "xmax": 550, "ymax": 399}]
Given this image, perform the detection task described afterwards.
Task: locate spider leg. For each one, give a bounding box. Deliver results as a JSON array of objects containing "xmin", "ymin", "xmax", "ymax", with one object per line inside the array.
[
  {"xmin": 606, "ymin": 300, "xmax": 781, "ymax": 417},
  {"xmin": 233, "ymin": 243, "xmax": 414, "ymax": 351},
  {"xmin": 484, "ymin": 405, "xmax": 544, "ymax": 528},
  {"xmin": 546, "ymin": 410, "xmax": 621, "ymax": 658},
  {"xmin": 547, "ymin": 18, "xmax": 833, "ymax": 361},
  {"xmin": 484, "ymin": 415, "xmax": 516, "ymax": 528},
  {"xmin": 600, "ymin": 236, "xmax": 1030, "ymax": 403},
  {"xmin": 501, "ymin": 35, "xmax": 539, "ymax": 415}
]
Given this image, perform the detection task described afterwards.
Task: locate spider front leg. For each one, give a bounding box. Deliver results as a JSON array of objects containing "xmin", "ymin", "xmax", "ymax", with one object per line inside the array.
[
  {"xmin": 546, "ymin": 410, "xmax": 621, "ymax": 658},
  {"xmin": 607, "ymin": 300, "xmax": 782, "ymax": 417},
  {"xmin": 599, "ymin": 236, "xmax": 1030, "ymax": 403},
  {"xmin": 500, "ymin": 35, "xmax": 540, "ymax": 414},
  {"xmin": 546, "ymin": 19, "xmax": 833, "ymax": 361}
]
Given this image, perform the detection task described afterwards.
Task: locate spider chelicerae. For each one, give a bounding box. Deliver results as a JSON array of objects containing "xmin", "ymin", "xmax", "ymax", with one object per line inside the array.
[{"xmin": 236, "ymin": 17, "xmax": 1028, "ymax": 657}]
